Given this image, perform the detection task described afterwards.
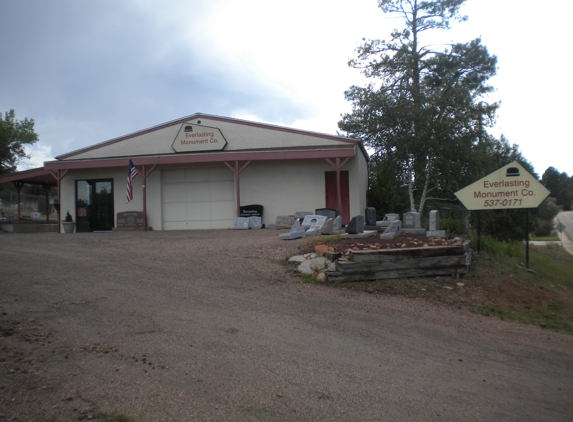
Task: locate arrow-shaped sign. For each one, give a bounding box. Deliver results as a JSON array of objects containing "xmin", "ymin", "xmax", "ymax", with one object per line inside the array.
[{"xmin": 454, "ymin": 161, "xmax": 550, "ymax": 210}]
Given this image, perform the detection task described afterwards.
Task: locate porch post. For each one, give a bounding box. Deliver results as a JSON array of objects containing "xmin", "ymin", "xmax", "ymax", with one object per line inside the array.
[
  {"xmin": 42, "ymin": 183, "xmax": 51, "ymax": 223},
  {"xmin": 325, "ymin": 157, "xmax": 351, "ymax": 218},
  {"xmin": 13, "ymin": 182, "xmax": 24, "ymax": 224},
  {"xmin": 137, "ymin": 164, "xmax": 157, "ymax": 232},
  {"xmin": 49, "ymin": 169, "xmax": 69, "ymax": 233},
  {"xmin": 336, "ymin": 159, "xmax": 342, "ymax": 217},
  {"xmin": 142, "ymin": 165, "xmax": 147, "ymax": 231},
  {"xmin": 224, "ymin": 160, "xmax": 251, "ymax": 217}
]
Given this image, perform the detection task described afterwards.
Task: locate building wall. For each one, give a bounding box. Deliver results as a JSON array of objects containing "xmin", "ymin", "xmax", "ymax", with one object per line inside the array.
[
  {"xmin": 60, "ymin": 166, "xmax": 161, "ymax": 231},
  {"xmin": 58, "ymin": 153, "xmax": 367, "ymax": 232}
]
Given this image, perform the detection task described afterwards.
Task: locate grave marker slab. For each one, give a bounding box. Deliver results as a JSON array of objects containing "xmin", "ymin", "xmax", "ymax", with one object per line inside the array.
[
  {"xmin": 275, "ymin": 215, "xmax": 295, "ymax": 229},
  {"xmin": 116, "ymin": 211, "xmax": 145, "ymax": 231},
  {"xmin": 319, "ymin": 218, "xmax": 334, "ymax": 235},
  {"xmin": 294, "ymin": 211, "xmax": 313, "ymax": 220},
  {"xmin": 233, "ymin": 217, "xmax": 250, "ymax": 229},
  {"xmin": 429, "ymin": 210, "xmax": 440, "ymax": 231},
  {"xmin": 426, "ymin": 230, "xmax": 446, "ymax": 238},
  {"xmin": 402, "ymin": 211, "xmax": 426, "ymax": 234},
  {"xmin": 403, "ymin": 212, "xmax": 421, "ymax": 229},
  {"xmin": 346, "ymin": 215, "xmax": 365, "ymax": 234},
  {"xmin": 365, "ymin": 207, "xmax": 377, "ymax": 227},
  {"xmin": 301, "ymin": 215, "xmax": 327, "ymax": 230},
  {"xmin": 333, "ymin": 215, "xmax": 342, "ymax": 231},
  {"xmin": 240, "ymin": 204, "xmax": 263, "ymax": 218},
  {"xmin": 315, "ymin": 208, "xmax": 338, "ymax": 220},
  {"xmin": 279, "ymin": 219, "xmax": 307, "ymax": 240},
  {"xmin": 380, "ymin": 220, "xmax": 402, "ymax": 240},
  {"xmin": 248, "ymin": 216, "xmax": 262, "ymax": 229}
]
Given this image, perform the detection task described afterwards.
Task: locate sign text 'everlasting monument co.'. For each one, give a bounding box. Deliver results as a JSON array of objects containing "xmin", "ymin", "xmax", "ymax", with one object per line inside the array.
[
  {"xmin": 454, "ymin": 161, "xmax": 550, "ymax": 211},
  {"xmin": 171, "ymin": 123, "xmax": 227, "ymax": 153}
]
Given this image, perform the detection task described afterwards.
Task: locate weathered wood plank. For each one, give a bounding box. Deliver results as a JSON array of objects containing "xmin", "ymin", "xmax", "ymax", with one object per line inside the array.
[
  {"xmin": 326, "ymin": 265, "xmax": 468, "ymax": 283},
  {"xmin": 337, "ymin": 255, "xmax": 467, "ymax": 272}
]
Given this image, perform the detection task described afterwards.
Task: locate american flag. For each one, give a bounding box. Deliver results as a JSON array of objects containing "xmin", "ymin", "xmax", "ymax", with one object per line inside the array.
[{"xmin": 126, "ymin": 159, "xmax": 138, "ymax": 203}]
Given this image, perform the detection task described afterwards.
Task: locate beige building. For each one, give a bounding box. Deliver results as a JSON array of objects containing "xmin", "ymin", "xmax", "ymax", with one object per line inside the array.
[{"xmin": 0, "ymin": 114, "xmax": 368, "ymax": 232}]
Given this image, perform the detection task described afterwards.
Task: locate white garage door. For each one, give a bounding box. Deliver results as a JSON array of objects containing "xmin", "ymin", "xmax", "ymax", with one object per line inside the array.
[{"xmin": 161, "ymin": 166, "xmax": 235, "ymax": 230}]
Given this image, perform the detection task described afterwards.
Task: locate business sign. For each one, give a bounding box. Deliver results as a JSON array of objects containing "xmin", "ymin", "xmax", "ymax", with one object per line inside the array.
[
  {"xmin": 172, "ymin": 123, "xmax": 227, "ymax": 153},
  {"xmin": 454, "ymin": 161, "xmax": 550, "ymax": 210}
]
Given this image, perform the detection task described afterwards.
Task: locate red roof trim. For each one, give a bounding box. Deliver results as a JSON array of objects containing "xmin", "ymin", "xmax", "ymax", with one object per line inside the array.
[
  {"xmin": 56, "ymin": 113, "xmax": 363, "ymax": 160},
  {"xmin": 0, "ymin": 168, "xmax": 54, "ymax": 184},
  {"xmin": 45, "ymin": 148, "xmax": 356, "ymax": 171}
]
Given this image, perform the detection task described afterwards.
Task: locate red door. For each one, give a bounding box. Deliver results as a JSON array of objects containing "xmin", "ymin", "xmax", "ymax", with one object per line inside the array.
[{"xmin": 325, "ymin": 171, "xmax": 350, "ymax": 224}]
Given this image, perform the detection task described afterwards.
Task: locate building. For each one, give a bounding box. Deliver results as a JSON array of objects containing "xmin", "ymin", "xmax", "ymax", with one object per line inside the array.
[{"xmin": 0, "ymin": 113, "xmax": 368, "ymax": 232}]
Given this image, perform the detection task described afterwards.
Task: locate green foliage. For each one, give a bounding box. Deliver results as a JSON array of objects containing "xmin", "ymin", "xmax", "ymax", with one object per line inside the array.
[
  {"xmin": 541, "ymin": 166, "xmax": 572, "ymax": 210},
  {"xmin": 471, "ymin": 231, "xmax": 524, "ymax": 258},
  {"xmin": 63, "ymin": 210, "xmax": 73, "ymax": 222},
  {"xmin": 0, "ymin": 109, "xmax": 39, "ymax": 174},
  {"xmin": 341, "ymin": 1, "xmax": 543, "ymax": 244},
  {"xmin": 441, "ymin": 216, "xmax": 466, "ymax": 234},
  {"xmin": 340, "ymin": 0, "xmax": 501, "ymax": 213},
  {"xmin": 533, "ymin": 197, "xmax": 559, "ymax": 237},
  {"xmin": 367, "ymin": 155, "xmax": 410, "ymax": 214}
]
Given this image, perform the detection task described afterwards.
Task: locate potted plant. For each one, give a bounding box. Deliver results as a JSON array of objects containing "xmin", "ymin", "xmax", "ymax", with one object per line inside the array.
[{"xmin": 62, "ymin": 211, "xmax": 75, "ymax": 233}]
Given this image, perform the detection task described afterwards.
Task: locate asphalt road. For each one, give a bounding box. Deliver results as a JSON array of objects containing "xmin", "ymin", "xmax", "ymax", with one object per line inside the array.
[
  {"xmin": 1, "ymin": 230, "xmax": 572, "ymax": 421},
  {"xmin": 555, "ymin": 211, "xmax": 573, "ymax": 254}
]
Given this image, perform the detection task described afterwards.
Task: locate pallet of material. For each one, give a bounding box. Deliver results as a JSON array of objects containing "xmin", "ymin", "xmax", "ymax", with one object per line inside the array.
[{"xmin": 326, "ymin": 240, "xmax": 471, "ymax": 283}]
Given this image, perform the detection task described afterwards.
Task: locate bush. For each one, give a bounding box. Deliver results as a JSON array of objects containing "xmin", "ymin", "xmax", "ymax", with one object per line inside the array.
[
  {"xmin": 441, "ymin": 217, "xmax": 467, "ymax": 235},
  {"xmin": 471, "ymin": 231, "xmax": 524, "ymax": 259}
]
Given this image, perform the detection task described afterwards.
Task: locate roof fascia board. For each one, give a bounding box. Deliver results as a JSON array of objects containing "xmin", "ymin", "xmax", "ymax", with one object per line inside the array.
[
  {"xmin": 45, "ymin": 148, "xmax": 356, "ymax": 171},
  {"xmin": 0, "ymin": 168, "xmax": 52, "ymax": 184}
]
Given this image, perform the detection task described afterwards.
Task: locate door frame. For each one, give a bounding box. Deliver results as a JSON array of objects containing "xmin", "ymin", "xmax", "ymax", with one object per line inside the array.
[{"xmin": 75, "ymin": 179, "xmax": 114, "ymax": 232}]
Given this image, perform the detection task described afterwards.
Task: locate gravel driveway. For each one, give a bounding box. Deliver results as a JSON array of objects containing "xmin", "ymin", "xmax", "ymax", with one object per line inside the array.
[{"xmin": 1, "ymin": 229, "xmax": 572, "ymax": 421}]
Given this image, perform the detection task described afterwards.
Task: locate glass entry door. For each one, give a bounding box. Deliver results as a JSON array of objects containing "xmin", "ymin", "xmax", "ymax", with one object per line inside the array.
[{"xmin": 76, "ymin": 179, "xmax": 114, "ymax": 232}]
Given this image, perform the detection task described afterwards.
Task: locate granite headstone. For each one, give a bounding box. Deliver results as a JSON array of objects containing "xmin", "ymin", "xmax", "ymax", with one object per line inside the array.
[
  {"xmin": 429, "ymin": 210, "xmax": 440, "ymax": 231},
  {"xmin": 248, "ymin": 216, "xmax": 263, "ymax": 229},
  {"xmin": 315, "ymin": 208, "xmax": 338, "ymax": 220},
  {"xmin": 116, "ymin": 211, "xmax": 145, "ymax": 230},
  {"xmin": 380, "ymin": 220, "xmax": 402, "ymax": 240},
  {"xmin": 294, "ymin": 211, "xmax": 313, "ymax": 220},
  {"xmin": 403, "ymin": 211, "xmax": 421, "ymax": 229},
  {"xmin": 275, "ymin": 215, "xmax": 295, "ymax": 229},
  {"xmin": 333, "ymin": 215, "xmax": 342, "ymax": 231},
  {"xmin": 345, "ymin": 215, "xmax": 365, "ymax": 234},
  {"xmin": 279, "ymin": 218, "xmax": 306, "ymax": 240},
  {"xmin": 233, "ymin": 217, "xmax": 249, "ymax": 230},
  {"xmin": 365, "ymin": 207, "xmax": 377, "ymax": 227},
  {"xmin": 319, "ymin": 218, "xmax": 334, "ymax": 235}
]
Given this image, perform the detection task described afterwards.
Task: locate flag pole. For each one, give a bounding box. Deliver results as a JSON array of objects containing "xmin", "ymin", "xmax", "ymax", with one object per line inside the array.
[{"xmin": 142, "ymin": 164, "xmax": 147, "ymax": 232}]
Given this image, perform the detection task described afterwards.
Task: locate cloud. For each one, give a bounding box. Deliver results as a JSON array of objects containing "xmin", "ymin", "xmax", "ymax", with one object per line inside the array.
[{"xmin": 2, "ymin": 0, "xmax": 571, "ymax": 176}]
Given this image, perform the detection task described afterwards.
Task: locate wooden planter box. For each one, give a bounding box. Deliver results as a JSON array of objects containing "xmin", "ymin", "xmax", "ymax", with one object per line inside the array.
[{"xmin": 326, "ymin": 240, "xmax": 471, "ymax": 283}]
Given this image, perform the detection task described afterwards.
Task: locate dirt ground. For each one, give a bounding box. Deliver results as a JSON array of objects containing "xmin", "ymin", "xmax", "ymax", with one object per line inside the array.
[{"xmin": 1, "ymin": 229, "xmax": 573, "ymax": 421}]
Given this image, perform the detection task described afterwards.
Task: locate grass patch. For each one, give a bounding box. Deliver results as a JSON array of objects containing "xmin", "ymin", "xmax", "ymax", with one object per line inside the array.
[
  {"xmin": 303, "ymin": 234, "xmax": 341, "ymax": 246},
  {"xmin": 299, "ymin": 234, "xmax": 573, "ymax": 334},
  {"xmin": 531, "ymin": 235, "xmax": 560, "ymax": 241}
]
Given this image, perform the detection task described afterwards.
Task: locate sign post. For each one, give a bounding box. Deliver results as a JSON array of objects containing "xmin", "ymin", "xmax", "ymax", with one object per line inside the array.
[{"xmin": 454, "ymin": 161, "xmax": 550, "ymax": 268}]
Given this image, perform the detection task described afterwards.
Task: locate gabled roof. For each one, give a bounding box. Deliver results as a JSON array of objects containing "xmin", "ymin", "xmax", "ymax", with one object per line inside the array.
[
  {"xmin": 57, "ymin": 113, "xmax": 368, "ymax": 161},
  {"xmin": 0, "ymin": 113, "xmax": 368, "ymax": 185}
]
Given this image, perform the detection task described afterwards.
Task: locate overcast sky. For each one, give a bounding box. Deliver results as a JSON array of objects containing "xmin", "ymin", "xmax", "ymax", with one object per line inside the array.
[{"xmin": 1, "ymin": 0, "xmax": 571, "ymax": 177}]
